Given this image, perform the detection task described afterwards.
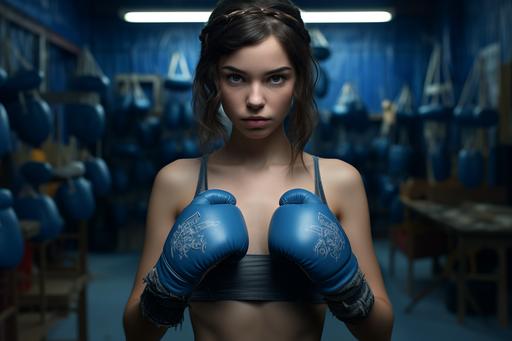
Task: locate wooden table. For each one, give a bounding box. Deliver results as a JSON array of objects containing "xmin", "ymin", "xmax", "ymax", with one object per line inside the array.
[{"xmin": 401, "ymin": 197, "xmax": 512, "ymax": 327}]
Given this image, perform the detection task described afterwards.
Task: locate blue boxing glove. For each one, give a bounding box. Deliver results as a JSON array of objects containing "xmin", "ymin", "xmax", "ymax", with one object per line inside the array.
[
  {"xmin": 141, "ymin": 189, "xmax": 249, "ymax": 327},
  {"xmin": 269, "ymin": 188, "xmax": 374, "ymax": 321}
]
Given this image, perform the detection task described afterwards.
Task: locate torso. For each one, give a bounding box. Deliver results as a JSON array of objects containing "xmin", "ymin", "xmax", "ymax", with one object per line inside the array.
[{"xmin": 174, "ymin": 153, "xmax": 335, "ymax": 341}]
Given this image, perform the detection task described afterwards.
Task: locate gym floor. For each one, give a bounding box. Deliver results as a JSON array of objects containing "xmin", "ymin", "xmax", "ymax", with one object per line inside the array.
[{"xmin": 46, "ymin": 239, "xmax": 512, "ymax": 341}]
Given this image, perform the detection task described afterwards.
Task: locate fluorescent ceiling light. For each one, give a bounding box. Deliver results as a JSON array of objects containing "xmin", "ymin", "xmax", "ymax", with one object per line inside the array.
[
  {"xmin": 302, "ymin": 11, "xmax": 392, "ymax": 23},
  {"xmin": 124, "ymin": 11, "xmax": 212, "ymax": 23},
  {"xmin": 123, "ymin": 10, "xmax": 393, "ymax": 23}
]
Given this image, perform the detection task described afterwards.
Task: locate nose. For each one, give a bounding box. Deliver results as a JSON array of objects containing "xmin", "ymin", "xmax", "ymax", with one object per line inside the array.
[{"xmin": 246, "ymin": 83, "xmax": 265, "ymax": 110}]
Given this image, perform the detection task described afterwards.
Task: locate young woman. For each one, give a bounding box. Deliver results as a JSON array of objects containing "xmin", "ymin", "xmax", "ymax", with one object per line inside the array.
[{"xmin": 123, "ymin": 1, "xmax": 394, "ymax": 340}]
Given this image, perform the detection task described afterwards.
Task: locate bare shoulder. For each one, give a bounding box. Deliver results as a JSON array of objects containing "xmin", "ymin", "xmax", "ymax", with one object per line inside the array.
[
  {"xmin": 315, "ymin": 157, "xmax": 366, "ymax": 217},
  {"xmin": 316, "ymin": 157, "xmax": 364, "ymax": 192},
  {"xmin": 156, "ymin": 158, "xmax": 201, "ymax": 186},
  {"xmin": 152, "ymin": 158, "xmax": 202, "ymax": 212}
]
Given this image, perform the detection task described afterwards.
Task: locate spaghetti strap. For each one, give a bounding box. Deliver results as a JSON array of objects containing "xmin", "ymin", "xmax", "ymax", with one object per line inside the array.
[
  {"xmin": 194, "ymin": 154, "xmax": 209, "ymax": 197},
  {"xmin": 313, "ymin": 155, "xmax": 328, "ymax": 204}
]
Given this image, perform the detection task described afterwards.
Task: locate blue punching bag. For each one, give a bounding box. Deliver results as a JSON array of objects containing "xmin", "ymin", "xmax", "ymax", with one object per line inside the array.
[
  {"xmin": 7, "ymin": 94, "xmax": 53, "ymax": 148},
  {"xmin": 314, "ymin": 66, "xmax": 329, "ymax": 98},
  {"xmin": 430, "ymin": 143, "xmax": 451, "ymax": 182},
  {"xmin": 111, "ymin": 166, "xmax": 130, "ymax": 193},
  {"xmin": 136, "ymin": 116, "xmax": 161, "ymax": 147},
  {"xmin": 84, "ymin": 158, "xmax": 112, "ymax": 196},
  {"xmin": 20, "ymin": 161, "xmax": 54, "ymax": 189},
  {"xmin": 0, "ymin": 103, "xmax": 12, "ymax": 156},
  {"xmin": 457, "ymin": 148, "xmax": 484, "ymax": 189},
  {"xmin": 418, "ymin": 103, "xmax": 452, "ymax": 121},
  {"xmin": 0, "ymin": 68, "xmax": 44, "ymax": 93},
  {"xmin": 0, "ymin": 189, "xmax": 24, "ymax": 268},
  {"xmin": 56, "ymin": 177, "xmax": 96, "ymax": 221},
  {"xmin": 388, "ymin": 144, "xmax": 412, "ymax": 180},
  {"xmin": 163, "ymin": 101, "xmax": 182, "ymax": 130},
  {"xmin": 0, "ymin": 68, "xmax": 7, "ymax": 85},
  {"xmin": 66, "ymin": 103, "xmax": 105, "ymax": 145},
  {"xmin": 14, "ymin": 195, "xmax": 64, "ymax": 241},
  {"xmin": 160, "ymin": 137, "xmax": 179, "ymax": 165}
]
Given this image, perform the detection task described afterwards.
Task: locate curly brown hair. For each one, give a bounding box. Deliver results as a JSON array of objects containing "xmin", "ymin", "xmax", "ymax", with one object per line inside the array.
[{"xmin": 193, "ymin": 0, "xmax": 318, "ymax": 168}]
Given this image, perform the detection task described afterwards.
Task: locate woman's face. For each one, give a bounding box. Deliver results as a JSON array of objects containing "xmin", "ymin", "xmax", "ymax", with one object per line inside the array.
[{"xmin": 218, "ymin": 35, "xmax": 296, "ymax": 140}]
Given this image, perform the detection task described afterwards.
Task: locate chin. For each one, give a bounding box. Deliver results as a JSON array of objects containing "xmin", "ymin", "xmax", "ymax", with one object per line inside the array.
[{"xmin": 242, "ymin": 130, "xmax": 273, "ymax": 140}]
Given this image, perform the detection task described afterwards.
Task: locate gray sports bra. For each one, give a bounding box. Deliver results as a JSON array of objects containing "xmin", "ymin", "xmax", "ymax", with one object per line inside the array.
[{"xmin": 190, "ymin": 155, "xmax": 327, "ymax": 303}]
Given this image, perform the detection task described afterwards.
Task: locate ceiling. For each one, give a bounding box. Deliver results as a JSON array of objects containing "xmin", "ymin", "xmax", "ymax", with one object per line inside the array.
[{"xmin": 89, "ymin": 0, "xmax": 438, "ymax": 19}]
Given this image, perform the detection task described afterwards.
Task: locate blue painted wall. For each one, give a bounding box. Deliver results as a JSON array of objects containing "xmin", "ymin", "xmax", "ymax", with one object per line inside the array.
[
  {"xmin": 1, "ymin": 0, "xmax": 90, "ymax": 46},
  {"xmin": 4, "ymin": 0, "xmax": 511, "ymax": 115},
  {"xmin": 89, "ymin": 13, "xmax": 434, "ymax": 114}
]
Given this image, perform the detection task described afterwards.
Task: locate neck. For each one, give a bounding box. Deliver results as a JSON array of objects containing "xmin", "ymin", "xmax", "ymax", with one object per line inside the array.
[{"xmin": 215, "ymin": 125, "xmax": 293, "ymax": 169}]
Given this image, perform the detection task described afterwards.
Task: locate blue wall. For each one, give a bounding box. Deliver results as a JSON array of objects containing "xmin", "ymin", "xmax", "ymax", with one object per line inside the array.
[
  {"xmin": 1, "ymin": 0, "xmax": 90, "ymax": 46},
  {"xmin": 4, "ymin": 0, "xmax": 511, "ymax": 115},
  {"xmin": 89, "ymin": 14, "xmax": 435, "ymax": 114}
]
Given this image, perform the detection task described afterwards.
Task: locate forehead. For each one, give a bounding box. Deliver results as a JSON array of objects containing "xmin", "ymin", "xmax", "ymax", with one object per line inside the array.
[{"xmin": 219, "ymin": 35, "xmax": 293, "ymax": 73}]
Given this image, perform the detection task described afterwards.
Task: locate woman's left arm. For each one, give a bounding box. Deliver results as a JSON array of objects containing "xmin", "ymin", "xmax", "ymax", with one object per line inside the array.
[{"xmin": 323, "ymin": 159, "xmax": 394, "ymax": 341}]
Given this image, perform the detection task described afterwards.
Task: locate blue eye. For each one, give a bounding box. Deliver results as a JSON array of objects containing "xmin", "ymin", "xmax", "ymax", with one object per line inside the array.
[
  {"xmin": 227, "ymin": 74, "xmax": 244, "ymax": 84},
  {"xmin": 269, "ymin": 75, "xmax": 285, "ymax": 85}
]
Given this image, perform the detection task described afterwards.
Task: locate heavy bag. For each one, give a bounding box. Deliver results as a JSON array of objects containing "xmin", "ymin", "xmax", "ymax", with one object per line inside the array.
[
  {"xmin": 331, "ymin": 98, "xmax": 369, "ymax": 131},
  {"xmin": 111, "ymin": 166, "xmax": 130, "ymax": 193},
  {"xmin": 55, "ymin": 177, "xmax": 96, "ymax": 220},
  {"xmin": 309, "ymin": 28, "xmax": 331, "ymax": 61},
  {"xmin": 396, "ymin": 109, "xmax": 416, "ymax": 124},
  {"xmin": 181, "ymin": 137, "xmax": 201, "ymax": 159},
  {"xmin": 430, "ymin": 143, "xmax": 451, "ymax": 182},
  {"xmin": 14, "ymin": 195, "xmax": 64, "ymax": 241},
  {"xmin": 0, "ymin": 189, "xmax": 24, "ymax": 268},
  {"xmin": 84, "ymin": 158, "xmax": 112, "ymax": 196},
  {"xmin": 314, "ymin": 66, "xmax": 329, "ymax": 98},
  {"xmin": 66, "ymin": 103, "xmax": 105, "ymax": 145},
  {"xmin": 371, "ymin": 137, "xmax": 390, "ymax": 164},
  {"xmin": 70, "ymin": 74, "xmax": 110, "ymax": 93},
  {"xmin": 454, "ymin": 105, "xmax": 498, "ymax": 128},
  {"xmin": 108, "ymin": 200, "xmax": 129, "ymax": 227},
  {"xmin": 19, "ymin": 161, "xmax": 54, "ymax": 189},
  {"xmin": 163, "ymin": 101, "xmax": 182, "ymax": 130},
  {"xmin": 388, "ymin": 144, "xmax": 412, "ymax": 179},
  {"xmin": 378, "ymin": 175, "xmax": 398, "ymax": 205},
  {"xmin": 160, "ymin": 137, "xmax": 179, "ymax": 165},
  {"xmin": 7, "ymin": 94, "xmax": 53, "ymax": 148},
  {"xmin": 334, "ymin": 143, "xmax": 356, "ymax": 165},
  {"xmin": 457, "ymin": 148, "xmax": 484, "ymax": 189},
  {"xmin": 0, "ymin": 68, "xmax": 44, "ymax": 93},
  {"xmin": 133, "ymin": 158, "xmax": 156, "ymax": 185},
  {"xmin": 136, "ymin": 116, "xmax": 161, "ymax": 147},
  {"xmin": 181, "ymin": 101, "xmax": 195, "ymax": 129},
  {"xmin": 0, "ymin": 103, "xmax": 12, "ymax": 156},
  {"xmin": 389, "ymin": 194, "xmax": 404, "ymax": 225},
  {"xmin": 453, "ymin": 105, "xmax": 476, "ymax": 126},
  {"xmin": 0, "ymin": 68, "xmax": 7, "ymax": 85},
  {"xmin": 418, "ymin": 104, "xmax": 452, "ymax": 121},
  {"xmin": 111, "ymin": 142, "xmax": 141, "ymax": 158},
  {"xmin": 473, "ymin": 107, "xmax": 498, "ymax": 127}
]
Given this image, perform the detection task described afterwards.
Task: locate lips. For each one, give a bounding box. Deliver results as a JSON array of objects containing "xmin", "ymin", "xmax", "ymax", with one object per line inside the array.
[
  {"xmin": 242, "ymin": 117, "xmax": 270, "ymax": 121},
  {"xmin": 241, "ymin": 117, "xmax": 271, "ymax": 128}
]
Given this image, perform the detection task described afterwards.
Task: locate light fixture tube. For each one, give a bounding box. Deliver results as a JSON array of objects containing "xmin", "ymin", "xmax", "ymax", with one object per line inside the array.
[{"xmin": 123, "ymin": 10, "xmax": 393, "ymax": 23}]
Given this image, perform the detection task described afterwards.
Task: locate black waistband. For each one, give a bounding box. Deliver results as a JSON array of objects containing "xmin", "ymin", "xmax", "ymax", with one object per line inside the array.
[{"xmin": 190, "ymin": 255, "xmax": 325, "ymax": 303}]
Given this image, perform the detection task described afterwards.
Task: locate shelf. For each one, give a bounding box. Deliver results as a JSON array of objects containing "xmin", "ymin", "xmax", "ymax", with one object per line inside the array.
[
  {"xmin": 17, "ymin": 312, "xmax": 66, "ymax": 341},
  {"xmin": 18, "ymin": 273, "xmax": 88, "ymax": 311}
]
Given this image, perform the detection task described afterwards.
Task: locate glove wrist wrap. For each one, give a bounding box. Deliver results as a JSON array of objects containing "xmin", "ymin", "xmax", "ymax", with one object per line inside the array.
[
  {"xmin": 325, "ymin": 268, "xmax": 375, "ymax": 322},
  {"xmin": 140, "ymin": 268, "xmax": 188, "ymax": 327}
]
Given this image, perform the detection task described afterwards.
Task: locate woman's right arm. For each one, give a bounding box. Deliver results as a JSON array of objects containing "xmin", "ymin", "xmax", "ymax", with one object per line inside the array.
[{"xmin": 123, "ymin": 160, "xmax": 192, "ymax": 340}]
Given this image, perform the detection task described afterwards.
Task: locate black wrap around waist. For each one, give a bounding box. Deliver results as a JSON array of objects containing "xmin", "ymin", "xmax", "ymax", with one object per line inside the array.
[{"xmin": 190, "ymin": 254, "xmax": 325, "ymax": 303}]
